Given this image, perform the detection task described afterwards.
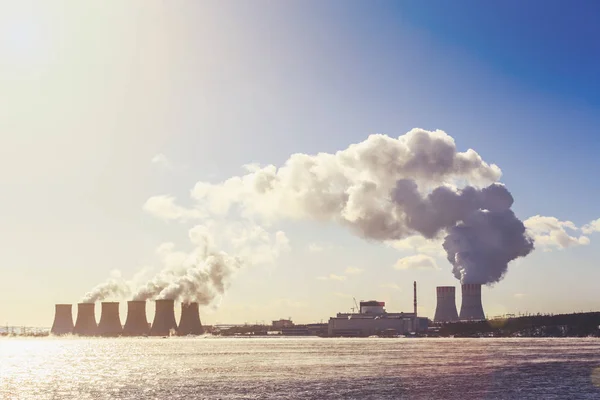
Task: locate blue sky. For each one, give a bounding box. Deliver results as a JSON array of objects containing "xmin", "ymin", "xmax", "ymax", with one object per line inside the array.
[{"xmin": 1, "ymin": 1, "xmax": 599, "ymax": 326}]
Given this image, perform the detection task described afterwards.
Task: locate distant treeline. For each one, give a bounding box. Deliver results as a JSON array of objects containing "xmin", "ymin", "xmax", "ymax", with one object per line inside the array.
[{"xmin": 436, "ymin": 312, "xmax": 600, "ymax": 337}]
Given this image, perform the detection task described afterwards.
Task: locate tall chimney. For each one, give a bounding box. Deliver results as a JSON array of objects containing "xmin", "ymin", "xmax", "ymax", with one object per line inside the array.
[
  {"xmin": 178, "ymin": 302, "xmax": 204, "ymax": 336},
  {"xmin": 73, "ymin": 303, "xmax": 98, "ymax": 336},
  {"xmin": 123, "ymin": 301, "xmax": 149, "ymax": 336},
  {"xmin": 150, "ymin": 299, "xmax": 178, "ymax": 336},
  {"xmin": 51, "ymin": 304, "xmax": 74, "ymax": 335},
  {"xmin": 434, "ymin": 286, "xmax": 459, "ymax": 322},
  {"xmin": 459, "ymin": 284, "xmax": 485, "ymax": 321},
  {"xmin": 97, "ymin": 302, "xmax": 123, "ymax": 337},
  {"xmin": 413, "ymin": 281, "xmax": 418, "ymax": 332}
]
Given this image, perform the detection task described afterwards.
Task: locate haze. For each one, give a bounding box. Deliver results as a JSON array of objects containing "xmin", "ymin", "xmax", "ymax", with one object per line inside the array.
[{"xmin": 1, "ymin": 0, "xmax": 599, "ymax": 327}]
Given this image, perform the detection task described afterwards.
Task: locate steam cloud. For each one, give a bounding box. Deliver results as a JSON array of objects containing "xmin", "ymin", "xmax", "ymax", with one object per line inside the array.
[
  {"xmin": 131, "ymin": 233, "xmax": 242, "ymax": 304},
  {"xmin": 180, "ymin": 128, "xmax": 534, "ymax": 285},
  {"xmin": 85, "ymin": 128, "xmax": 542, "ymax": 303},
  {"xmin": 392, "ymin": 179, "xmax": 534, "ymax": 283},
  {"xmin": 81, "ymin": 271, "xmax": 131, "ymax": 303}
]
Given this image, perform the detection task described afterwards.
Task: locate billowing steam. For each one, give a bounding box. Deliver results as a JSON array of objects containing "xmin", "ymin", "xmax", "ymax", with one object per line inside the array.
[
  {"xmin": 182, "ymin": 128, "xmax": 534, "ymax": 285},
  {"xmin": 81, "ymin": 271, "xmax": 131, "ymax": 303},
  {"xmin": 131, "ymin": 233, "xmax": 242, "ymax": 304},
  {"xmin": 390, "ymin": 179, "xmax": 533, "ymax": 283},
  {"xmin": 84, "ymin": 128, "xmax": 538, "ymax": 304}
]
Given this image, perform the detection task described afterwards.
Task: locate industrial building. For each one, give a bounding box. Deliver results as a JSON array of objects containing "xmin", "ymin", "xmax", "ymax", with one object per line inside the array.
[
  {"xmin": 123, "ymin": 301, "xmax": 150, "ymax": 336},
  {"xmin": 178, "ymin": 302, "xmax": 204, "ymax": 336},
  {"xmin": 73, "ymin": 303, "xmax": 97, "ymax": 336},
  {"xmin": 433, "ymin": 284, "xmax": 486, "ymax": 323},
  {"xmin": 459, "ymin": 284, "xmax": 486, "ymax": 321},
  {"xmin": 51, "ymin": 304, "xmax": 74, "ymax": 335},
  {"xmin": 51, "ymin": 300, "xmax": 205, "ymax": 337},
  {"xmin": 97, "ymin": 302, "xmax": 122, "ymax": 337},
  {"xmin": 327, "ymin": 282, "xmax": 428, "ymax": 337},
  {"xmin": 433, "ymin": 286, "xmax": 459, "ymax": 323}
]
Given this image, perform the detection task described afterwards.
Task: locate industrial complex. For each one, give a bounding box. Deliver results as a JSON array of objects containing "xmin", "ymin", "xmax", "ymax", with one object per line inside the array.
[
  {"xmin": 50, "ymin": 281, "xmax": 489, "ymax": 337},
  {"xmin": 51, "ymin": 300, "xmax": 204, "ymax": 337}
]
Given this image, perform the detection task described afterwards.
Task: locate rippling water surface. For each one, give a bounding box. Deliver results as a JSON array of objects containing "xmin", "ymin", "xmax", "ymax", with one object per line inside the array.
[{"xmin": 2, "ymin": 337, "xmax": 600, "ymax": 399}]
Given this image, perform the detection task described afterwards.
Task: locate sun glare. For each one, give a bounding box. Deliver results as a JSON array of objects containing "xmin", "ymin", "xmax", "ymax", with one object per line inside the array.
[{"xmin": 1, "ymin": 12, "xmax": 49, "ymax": 66}]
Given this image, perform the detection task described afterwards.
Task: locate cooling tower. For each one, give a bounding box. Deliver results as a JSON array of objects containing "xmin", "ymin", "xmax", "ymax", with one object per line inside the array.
[
  {"xmin": 51, "ymin": 304, "xmax": 74, "ymax": 335},
  {"xmin": 97, "ymin": 302, "xmax": 123, "ymax": 336},
  {"xmin": 123, "ymin": 301, "xmax": 150, "ymax": 336},
  {"xmin": 433, "ymin": 286, "xmax": 459, "ymax": 323},
  {"xmin": 178, "ymin": 302, "xmax": 204, "ymax": 336},
  {"xmin": 150, "ymin": 299, "xmax": 178, "ymax": 336},
  {"xmin": 73, "ymin": 303, "xmax": 98, "ymax": 336},
  {"xmin": 459, "ymin": 284, "xmax": 486, "ymax": 321}
]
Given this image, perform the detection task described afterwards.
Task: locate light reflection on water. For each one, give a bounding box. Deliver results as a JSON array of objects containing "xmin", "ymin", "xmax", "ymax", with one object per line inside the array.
[{"xmin": 2, "ymin": 337, "xmax": 600, "ymax": 399}]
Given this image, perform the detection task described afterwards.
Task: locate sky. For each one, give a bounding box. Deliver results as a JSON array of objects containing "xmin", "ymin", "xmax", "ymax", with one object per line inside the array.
[{"xmin": 1, "ymin": 0, "xmax": 600, "ymax": 327}]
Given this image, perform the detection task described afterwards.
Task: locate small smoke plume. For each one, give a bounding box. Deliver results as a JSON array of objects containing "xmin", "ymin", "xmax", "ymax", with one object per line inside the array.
[{"xmin": 81, "ymin": 270, "xmax": 131, "ymax": 303}]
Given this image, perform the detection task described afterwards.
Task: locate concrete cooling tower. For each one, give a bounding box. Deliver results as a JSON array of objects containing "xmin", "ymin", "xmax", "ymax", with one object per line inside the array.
[
  {"xmin": 97, "ymin": 302, "xmax": 123, "ymax": 337},
  {"xmin": 178, "ymin": 302, "xmax": 204, "ymax": 336},
  {"xmin": 433, "ymin": 286, "xmax": 459, "ymax": 323},
  {"xmin": 459, "ymin": 284, "xmax": 486, "ymax": 321},
  {"xmin": 73, "ymin": 303, "xmax": 98, "ymax": 336},
  {"xmin": 123, "ymin": 301, "xmax": 150, "ymax": 336},
  {"xmin": 51, "ymin": 304, "xmax": 74, "ymax": 335},
  {"xmin": 150, "ymin": 299, "xmax": 178, "ymax": 336}
]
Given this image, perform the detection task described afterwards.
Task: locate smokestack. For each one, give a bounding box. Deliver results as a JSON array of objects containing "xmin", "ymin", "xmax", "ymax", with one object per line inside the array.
[
  {"xmin": 51, "ymin": 304, "xmax": 74, "ymax": 335},
  {"xmin": 178, "ymin": 302, "xmax": 204, "ymax": 336},
  {"xmin": 413, "ymin": 281, "xmax": 418, "ymax": 332},
  {"xmin": 413, "ymin": 281, "xmax": 417, "ymax": 316},
  {"xmin": 73, "ymin": 303, "xmax": 98, "ymax": 336},
  {"xmin": 97, "ymin": 302, "xmax": 122, "ymax": 337},
  {"xmin": 434, "ymin": 286, "xmax": 459, "ymax": 323},
  {"xmin": 150, "ymin": 299, "xmax": 178, "ymax": 336},
  {"xmin": 459, "ymin": 284, "xmax": 485, "ymax": 321},
  {"xmin": 123, "ymin": 301, "xmax": 150, "ymax": 336}
]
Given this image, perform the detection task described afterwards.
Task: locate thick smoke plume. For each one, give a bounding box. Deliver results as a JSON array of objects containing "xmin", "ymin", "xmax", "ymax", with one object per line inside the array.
[
  {"xmin": 132, "ymin": 250, "xmax": 241, "ymax": 304},
  {"xmin": 175, "ymin": 128, "xmax": 534, "ymax": 285},
  {"xmin": 131, "ymin": 227, "xmax": 244, "ymax": 304},
  {"xmin": 391, "ymin": 179, "xmax": 534, "ymax": 283}
]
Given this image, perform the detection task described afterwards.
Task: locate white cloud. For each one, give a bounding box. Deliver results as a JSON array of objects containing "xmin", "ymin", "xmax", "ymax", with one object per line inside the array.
[
  {"xmin": 393, "ymin": 254, "xmax": 439, "ymax": 270},
  {"xmin": 143, "ymin": 195, "xmax": 203, "ymax": 221},
  {"xmin": 380, "ymin": 283, "xmax": 401, "ymax": 290},
  {"xmin": 307, "ymin": 243, "xmax": 324, "ymax": 253},
  {"xmin": 188, "ymin": 129, "xmax": 501, "ymax": 234},
  {"xmin": 345, "ymin": 266, "xmax": 363, "ymax": 275},
  {"xmin": 151, "ymin": 153, "xmax": 172, "ymax": 169},
  {"xmin": 212, "ymin": 221, "xmax": 291, "ymax": 266},
  {"xmin": 317, "ymin": 274, "xmax": 347, "ymax": 281},
  {"xmin": 524, "ymin": 215, "xmax": 590, "ymax": 251},
  {"xmin": 332, "ymin": 292, "xmax": 352, "ymax": 298},
  {"xmin": 386, "ymin": 235, "xmax": 445, "ymax": 257},
  {"xmin": 582, "ymin": 218, "xmax": 600, "ymax": 235}
]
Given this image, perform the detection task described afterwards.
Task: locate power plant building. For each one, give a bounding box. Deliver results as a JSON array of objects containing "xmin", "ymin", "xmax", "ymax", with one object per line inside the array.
[
  {"xmin": 150, "ymin": 299, "xmax": 178, "ymax": 336},
  {"xmin": 177, "ymin": 302, "xmax": 204, "ymax": 336},
  {"xmin": 434, "ymin": 286, "xmax": 459, "ymax": 323},
  {"xmin": 51, "ymin": 304, "xmax": 74, "ymax": 335},
  {"xmin": 123, "ymin": 301, "xmax": 150, "ymax": 336},
  {"xmin": 328, "ymin": 301, "xmax": 427, "ymax": 337},
  {"xmin": 97, "ymin": 302, "xmax": 123, "ymax": 337},
  {"xmin": 459, "ymin": 284, "xmax": 486, "ymax": 321},
  {"xmin": 73, "ymin": 303, "xmax": 98, "ymax": 336}
]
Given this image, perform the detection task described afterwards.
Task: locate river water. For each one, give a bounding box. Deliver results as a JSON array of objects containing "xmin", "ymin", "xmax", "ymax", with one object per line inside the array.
[{"xmin": 2, "ymin": 337, "xmax": 600, "ymax": 399}]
